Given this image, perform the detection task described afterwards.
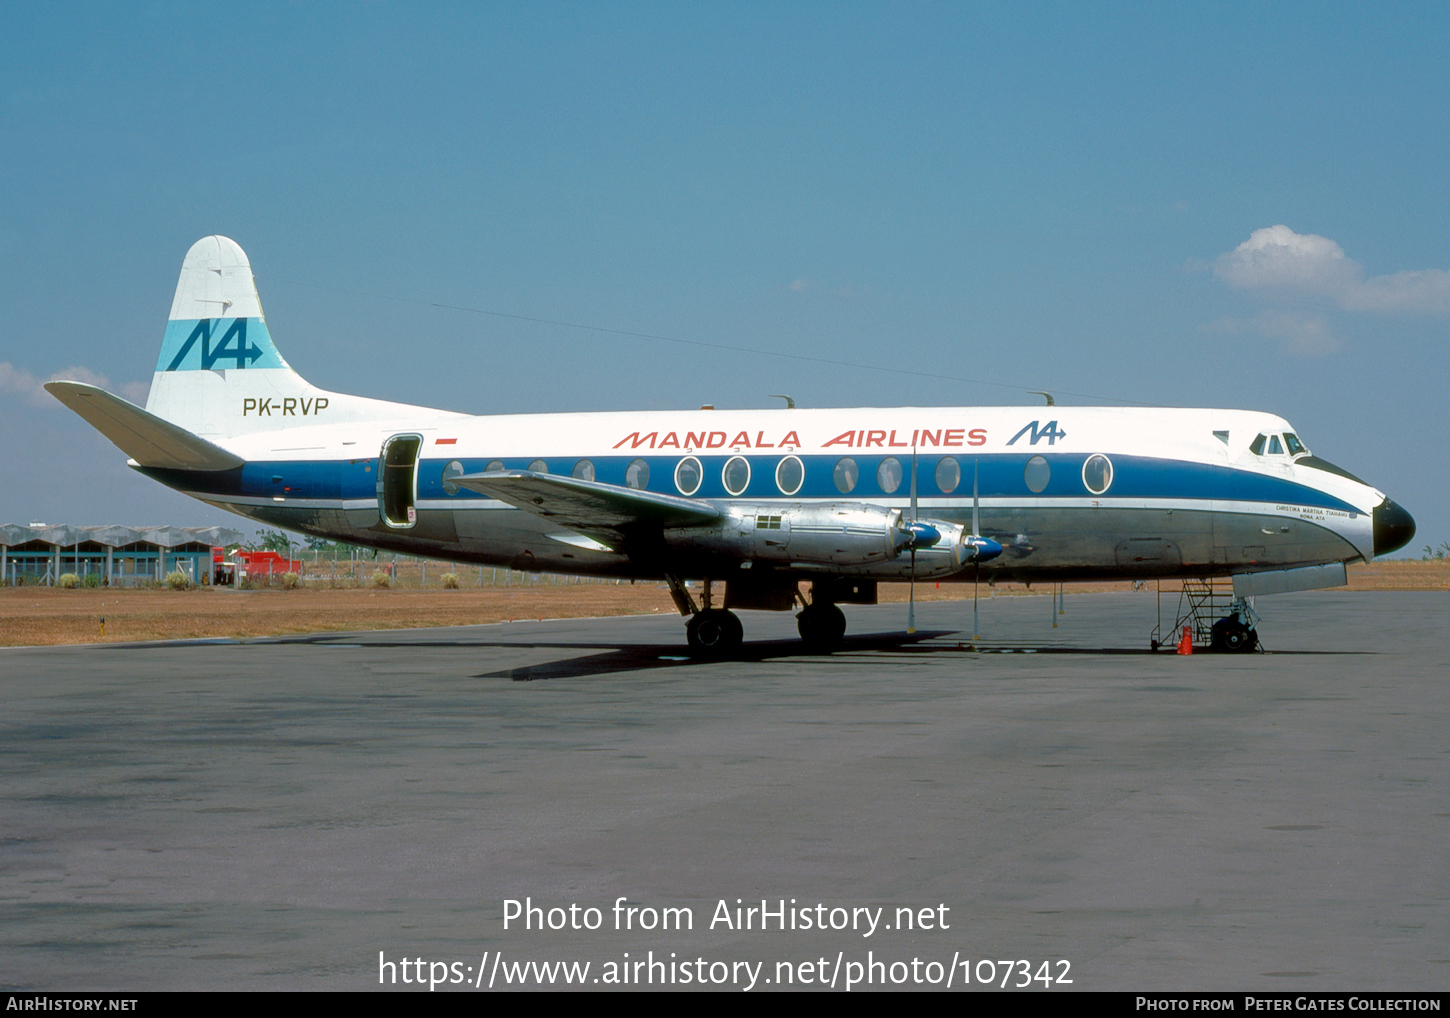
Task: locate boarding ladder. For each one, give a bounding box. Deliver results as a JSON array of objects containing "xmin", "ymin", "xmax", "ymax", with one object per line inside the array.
[{"xmin": 1151, "ymin": 578, "xmax": 1239, "ymax": 650}]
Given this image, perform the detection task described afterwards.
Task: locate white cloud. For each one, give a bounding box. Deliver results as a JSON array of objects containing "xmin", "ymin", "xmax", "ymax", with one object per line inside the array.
[
  {"xmin": 1214, "ymin": 225, "xmax": 1450, "ymax": 313},
  {"xmin": 0, "ymin": 362, "xmax": 149, "ymax": 408},
  {"xmin": 1343, "ymin": 268, "xmax": 1450, "ymax": 313}
]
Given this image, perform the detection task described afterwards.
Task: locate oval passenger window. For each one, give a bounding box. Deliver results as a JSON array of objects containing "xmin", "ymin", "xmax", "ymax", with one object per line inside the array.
[
  {"xmin": 935, "ymin": 456, "xmax": 960, "ymax": 494},
  {"xmin": 1082, "ymin": 454, "xmax": 1113, "ymax": 495},
  {"xmin": 775, "ymin": 456, "xmax": 804, "ymax": 495},
  {"xmin": 1024, "ymin": 455, "xmax": 1050, "ymax": 493},
  {"xmin": 675, "ymin": 457, "xmax": 703, "ymax": 495},
  {"xmin": 877, "ymin": 457, "xmax": 902, "ymax": 494},
  {"xmin": 723, "ymin": 456, "xmax": 751, "ymax": 496},
  {"xmin": 441, "ymin": 460, "xmax": 465, "ymax": 496}
]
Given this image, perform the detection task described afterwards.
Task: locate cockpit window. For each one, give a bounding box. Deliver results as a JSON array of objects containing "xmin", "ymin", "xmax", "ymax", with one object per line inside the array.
[
  {"xmin": 1284, "ymin": 432, "xmax": 1306, "ymax": 456},
  {"xmin": 1268, "ymin": 436, "xmax": 1283, "ymax": 455},
  {"xmin": 1249, "ymin": 434, "xmax": 1267, "ymax": 456}
]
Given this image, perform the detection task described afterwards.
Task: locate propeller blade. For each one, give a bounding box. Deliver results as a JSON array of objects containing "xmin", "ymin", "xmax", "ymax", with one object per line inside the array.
[
  {"xmin": 972, "ymin": 458, "xmax": 981, "ymax": 642},
  {"xmin": 907, "ymin": 547, "xmax": 916, "ymax": 635},
  {"xmin": 973, "ymin": 561, "xmax": 980, "ymax": 642},
  {"xmin": 910, "ymin": 445, "xmax": 918, "ymax": 522},
  {"xmin": 907, "ymin": 445, "xmax": 918, "ymax": 635},
  {"xmin": 972, "ymin": 457, "xmax": 980, "ymax": 537}
]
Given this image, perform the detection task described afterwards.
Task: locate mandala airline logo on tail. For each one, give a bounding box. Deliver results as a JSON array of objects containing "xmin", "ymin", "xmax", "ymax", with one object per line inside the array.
[{"xmin": 158, "ymin": 317, "xmax": 289, "ymax": 372}]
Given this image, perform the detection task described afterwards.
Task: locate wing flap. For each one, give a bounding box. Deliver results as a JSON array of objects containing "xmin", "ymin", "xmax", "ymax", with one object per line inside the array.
[
  {"xmin": 457, "ymin": 470, "xmax": 720, "ymax": 548},
  {"xmin": 45, "ymin": 381, "xmax": 245, "ymax": 471}
]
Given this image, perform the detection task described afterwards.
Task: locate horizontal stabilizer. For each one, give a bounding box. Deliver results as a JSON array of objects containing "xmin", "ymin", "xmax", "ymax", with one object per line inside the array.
[
  {"xmin": 457, "ymin": 470, "xmax": 721, "ymax": 548},
  {"xmin": 45, "ymin": 381, "xmax": 244, "ymax": 471}
]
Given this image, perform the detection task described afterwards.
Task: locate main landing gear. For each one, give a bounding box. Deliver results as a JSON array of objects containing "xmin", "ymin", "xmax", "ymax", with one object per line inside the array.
[
  {"xmin": 686, "ymin": 608, "xmax": 743, "ymax": 655},
  {"xmin": 796, "ymin": 601, "xmax": 846, "ymax": 652},
  {"xmin": 665, "ymin": 574, "xmax": 852, "ymax": 657},
  {"xmin": 666, "ymin": 574, "xmax": 744, "ymax": 657}
]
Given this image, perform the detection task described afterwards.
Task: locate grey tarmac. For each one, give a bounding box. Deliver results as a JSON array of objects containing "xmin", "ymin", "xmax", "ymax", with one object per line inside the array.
[{"xmin": 1, "ymin": 591, "xmax": 1446, "ymax": 991}]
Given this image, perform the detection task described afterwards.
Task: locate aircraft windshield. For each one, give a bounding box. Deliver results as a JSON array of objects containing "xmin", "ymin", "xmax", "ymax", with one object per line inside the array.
[{"xmin": 1284, "ymin": 432, "xmax": 1306, "ymax": 456}]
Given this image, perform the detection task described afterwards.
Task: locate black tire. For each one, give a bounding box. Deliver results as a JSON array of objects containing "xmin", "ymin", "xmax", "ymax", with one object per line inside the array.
[
  {"xmin": 1210, "ymin": 615, "xmax": 1257, "ymax": 653},
  {"xmin": 797, "ymin": 603, "xmax": 847, "ymax": 651},
  {"xmin": 687, "ymin": 609, "xmax": 744, "ymax": 657}
]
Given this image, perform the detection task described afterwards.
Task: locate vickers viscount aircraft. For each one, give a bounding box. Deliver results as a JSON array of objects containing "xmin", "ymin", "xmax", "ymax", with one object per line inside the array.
[{"xmin": 48, "ymin": 236, "xmax": 1415, "ymax": 654}]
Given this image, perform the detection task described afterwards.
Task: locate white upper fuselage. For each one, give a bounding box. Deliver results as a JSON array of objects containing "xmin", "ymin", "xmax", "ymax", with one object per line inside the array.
[{"xmin": 200, "ymin": 402, "xmax": 1381, "ymax": 565}]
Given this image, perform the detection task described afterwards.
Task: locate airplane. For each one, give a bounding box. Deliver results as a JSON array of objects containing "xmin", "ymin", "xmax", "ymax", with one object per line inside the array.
[{"xmin": 47, "ymin": 236, "xmax": 1417, "ymax": 655}]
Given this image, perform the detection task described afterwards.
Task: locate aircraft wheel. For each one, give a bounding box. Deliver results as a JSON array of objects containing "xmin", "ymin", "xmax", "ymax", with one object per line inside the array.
[
  {"xmin": 797, "ymin": 603, "xmax": 847, "ymax": 651},
  {"xmin": 687, "ymin": 609, "xmax": 743, "ymax": 657},
  {"xmin": 1210, "ymin": 616, "xmax": 1257, "ymax": 653}
]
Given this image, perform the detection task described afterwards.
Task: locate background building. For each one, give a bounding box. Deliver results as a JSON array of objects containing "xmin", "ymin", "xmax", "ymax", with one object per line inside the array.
[{"xmin": 0, "ymin": 525, "xmax": 245, "ymax": 586}]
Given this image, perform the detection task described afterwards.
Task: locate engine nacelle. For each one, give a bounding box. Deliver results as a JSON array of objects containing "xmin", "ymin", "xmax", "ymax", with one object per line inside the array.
[
  {"xmin": 665, "ymin": 502, "xmax": 992, "ymax": 578},
  {"xmin": 667, "ymin": 502, "xmax": 903, "ymax": 567}
]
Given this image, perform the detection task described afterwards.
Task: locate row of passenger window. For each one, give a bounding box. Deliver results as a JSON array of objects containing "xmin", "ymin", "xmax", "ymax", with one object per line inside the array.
[{"xmin": 440, "ymin": 454, "xmax": 1116, "ymax": 497}]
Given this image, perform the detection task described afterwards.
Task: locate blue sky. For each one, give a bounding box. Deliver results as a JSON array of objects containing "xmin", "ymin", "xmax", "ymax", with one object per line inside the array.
[{"xmin": 2, "ymin": 3, "xmax": 1446, "ymax": 551}]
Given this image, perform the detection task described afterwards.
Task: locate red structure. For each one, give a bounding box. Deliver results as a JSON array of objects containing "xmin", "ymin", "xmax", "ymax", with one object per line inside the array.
[{"xmin": 226, "ymin": 549, "xmax": 304, "ymax": 582}]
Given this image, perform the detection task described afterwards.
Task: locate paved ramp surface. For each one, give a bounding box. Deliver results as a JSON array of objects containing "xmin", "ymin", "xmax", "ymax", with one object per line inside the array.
[{"xmin": 2, "ymin": 592, "xmax": 1446, "ymax": 991}]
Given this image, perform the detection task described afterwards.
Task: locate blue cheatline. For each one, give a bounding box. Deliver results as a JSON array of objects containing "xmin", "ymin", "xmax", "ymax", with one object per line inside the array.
[{"xmin": 135, "ymin": 451, "xmax": 1361, "ymax": 514}]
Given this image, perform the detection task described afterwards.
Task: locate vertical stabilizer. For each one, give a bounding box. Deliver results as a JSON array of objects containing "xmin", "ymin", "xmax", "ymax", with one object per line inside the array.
[
  {"xmin": 153, "ymin": 235, "xmax": 290, "ymax": 374},
  {"xmin": 142, "ymin": 236, "xmax": 460, "ymax": 438}
]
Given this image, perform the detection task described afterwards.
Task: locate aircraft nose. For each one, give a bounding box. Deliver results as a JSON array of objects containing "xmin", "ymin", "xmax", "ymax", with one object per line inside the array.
[{"xmin": 1372, "ymin": 497, "xmax": 1416, "ymax": 557}]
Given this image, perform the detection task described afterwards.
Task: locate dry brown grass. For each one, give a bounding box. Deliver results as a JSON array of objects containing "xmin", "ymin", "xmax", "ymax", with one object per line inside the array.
[
  {"xmin": 0, "ymin": 560, "xmax": 1441, "ymax": 647},
  {"xmin": 0, "ymin": 584, "xmax": 677, "ymax": 647}
]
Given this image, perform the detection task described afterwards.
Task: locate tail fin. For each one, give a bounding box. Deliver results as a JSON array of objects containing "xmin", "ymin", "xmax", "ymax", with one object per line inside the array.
[{"xmin": 142, "ymin": 236, "xmax": 459, "ymax": 438}]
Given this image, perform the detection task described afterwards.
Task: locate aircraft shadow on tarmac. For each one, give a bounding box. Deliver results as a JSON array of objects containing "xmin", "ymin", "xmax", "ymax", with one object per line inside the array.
[
  {"xmin": 471, "ymin": 638, "xmax": 1372, "ymax": 680},
  {"xmin": 100, "ymin": 630, "xmax": 1368, "ymax": 680},
  {"xmin": 457, "ymin": 635, "xmax": 1369, "ymax": 681}
]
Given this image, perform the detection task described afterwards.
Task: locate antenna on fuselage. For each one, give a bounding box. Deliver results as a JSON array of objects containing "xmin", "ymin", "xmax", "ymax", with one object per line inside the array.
[
  {"xmin": 769, "ymin": 394, "xmax": 796, "ymax": 409},
  {"xmin": 1028, "ymin": 391, "xmax": 1056, "ymax": 406}
]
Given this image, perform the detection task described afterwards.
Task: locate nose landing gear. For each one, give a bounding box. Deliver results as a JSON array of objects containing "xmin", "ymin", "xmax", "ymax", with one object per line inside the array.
[
  {"xmin": 1209, "ymin": 611, "xmax": 1259, "ymax": 652},
  {"xmin": 1151, "ymin": 580, "xmax": 1263, "ymax": 653}
]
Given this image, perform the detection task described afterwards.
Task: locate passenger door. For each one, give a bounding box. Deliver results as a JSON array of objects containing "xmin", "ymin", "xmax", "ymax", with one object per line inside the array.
[{"xmin": 378, "ymin": 434, "xmax": 422, "ymax": 529}]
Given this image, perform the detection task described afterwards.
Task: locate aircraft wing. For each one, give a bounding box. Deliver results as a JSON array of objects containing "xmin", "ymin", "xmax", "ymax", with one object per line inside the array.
[
  {"xmin": 455, "ymin": 470, "xmax": 722, "ymax": 550},
  {"xmin": 45, "ymin": 381, "xmax": 245, "ymax": 471}
]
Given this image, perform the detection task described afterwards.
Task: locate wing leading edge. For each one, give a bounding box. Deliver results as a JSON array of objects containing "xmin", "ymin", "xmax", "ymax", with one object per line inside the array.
[{"xmin": 456, "ymin": 470, "xmax": 722, "ymax": 550}]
